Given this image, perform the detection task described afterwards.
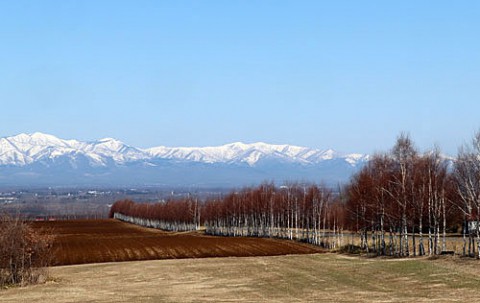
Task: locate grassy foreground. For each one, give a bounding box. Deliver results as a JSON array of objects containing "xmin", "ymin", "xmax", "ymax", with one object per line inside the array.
[{"xmin": 2, "ymin": 253, "xmax": 480, "ymax": 302}]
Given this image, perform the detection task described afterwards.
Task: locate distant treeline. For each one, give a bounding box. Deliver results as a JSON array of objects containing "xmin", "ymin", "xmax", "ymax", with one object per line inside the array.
[
  {"xmin": 110, "ymin": 131, "xmax": 480, "ymax": 258},
  {"xmin": 110, "ymin": 198, "xmax": 200, "ymax": 232},
  {"xmin": 110, "ymin": 183, "xmax": 343, "ymax": 248}
]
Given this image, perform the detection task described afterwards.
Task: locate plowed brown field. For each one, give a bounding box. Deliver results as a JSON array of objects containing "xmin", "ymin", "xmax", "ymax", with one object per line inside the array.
[{"xmin": 33, "ymin": 219, "xmax": 324, "ymax": 266}]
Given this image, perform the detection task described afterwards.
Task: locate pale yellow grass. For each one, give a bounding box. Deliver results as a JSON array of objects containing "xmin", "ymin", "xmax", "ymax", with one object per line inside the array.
[{"xmin": 2, "ymin": 253, "xmax": 480, "ymax": 302}]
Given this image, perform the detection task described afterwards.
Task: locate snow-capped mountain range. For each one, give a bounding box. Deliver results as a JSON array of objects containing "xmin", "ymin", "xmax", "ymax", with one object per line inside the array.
[{"xmin": 0, "ymin": 133, "xmax": 369, "ymax": 187}]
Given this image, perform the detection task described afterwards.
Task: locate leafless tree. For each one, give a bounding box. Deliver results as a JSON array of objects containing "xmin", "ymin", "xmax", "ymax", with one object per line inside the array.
[
  {"xmin": 454, "ymin": 130, "xmax": 480, "ymax": 257},
  {"xmin": 0, "ymin": 213, "xmax": 54, "ymax": 286}
]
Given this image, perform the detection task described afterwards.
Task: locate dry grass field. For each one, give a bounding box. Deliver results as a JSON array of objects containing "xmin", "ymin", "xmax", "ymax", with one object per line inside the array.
[{"xmin": 2, "ymin": 253, "xmax": 480, "ymax": 302}]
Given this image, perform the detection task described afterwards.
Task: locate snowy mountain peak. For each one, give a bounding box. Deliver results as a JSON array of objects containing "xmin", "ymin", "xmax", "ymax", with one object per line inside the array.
[
  {"xmin": 144, "ymin": 141, "xmax": 366, "ymax": 167},
  {"xmin": 92, "ymin": 138, "xmax": 128, "ymax": 151},
  {"xmin": 8, "ymin": 132, "xmax": 67, "ymax": 146},
  {"xmin": 0, "ymin": 133, "xmax": 370, "ymax": 186},
  {"xmin": 318, "ymin": 149, "xmax": 337, "ymax": 160},
  {"xmin": 0, "ymin": 133, "xmax": 369, "ymax": 168}
]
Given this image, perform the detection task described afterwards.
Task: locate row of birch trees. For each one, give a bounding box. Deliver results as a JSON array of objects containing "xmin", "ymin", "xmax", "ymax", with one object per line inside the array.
[
  {"xmin": 202, "ymin": 183, "xmax": 343, "ymax": 248},
  {"xmin": 109, "ymin": 183, "xmax": 343, "ymax": 248},
  {"xmin": 109, "ymin": 197, "xmax": 200, "ymax": 231},
  {"xmin": 345, "ymin": 132, "xmax": 480, "ymax": 257}
]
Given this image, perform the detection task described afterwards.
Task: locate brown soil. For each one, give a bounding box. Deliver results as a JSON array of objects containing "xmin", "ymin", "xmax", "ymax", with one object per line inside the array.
[{"xmin": 33, "ymin": 219, "xmax": 324, "ymax": 266}]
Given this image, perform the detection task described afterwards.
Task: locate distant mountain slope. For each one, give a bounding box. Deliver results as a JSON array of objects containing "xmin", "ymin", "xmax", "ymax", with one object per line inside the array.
[{"xmin": 0, "ymin": 133, "xmax": 370, "ymax": 187}]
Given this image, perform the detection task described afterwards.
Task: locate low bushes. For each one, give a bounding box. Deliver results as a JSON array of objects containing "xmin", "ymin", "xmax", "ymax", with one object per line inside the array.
[{"xmin": 0, "ymin": 214, "xmax": 54, "ymax": 287}]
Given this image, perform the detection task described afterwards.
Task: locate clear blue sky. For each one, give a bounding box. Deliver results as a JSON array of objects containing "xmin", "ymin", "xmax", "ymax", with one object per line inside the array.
[{"xmin": 1, "ymin": 1, "xmax": 479, "ymax": 155}]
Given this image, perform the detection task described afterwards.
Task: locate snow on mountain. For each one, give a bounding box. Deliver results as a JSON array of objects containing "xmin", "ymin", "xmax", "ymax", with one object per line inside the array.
[
  {"xmin": 0, "ymin": 133, "xmax": 371, "ymax": 186},
  {"xmin": 0, "ymin": 132, "xmax": 77, "ymax": 165},
  {"xmin": 0, "ymin": 133, "xmax": 145, "ymax": 166},
  {"xmin": 82, "ymin": 138, "xmax": 147, "ymax": 164},
  {"xmin": 344, "ymin": 153, "xmax": 371, "ymax": 166},
  {"xmin": 145, "ymin": 142, "xmax": 366, "ymax": 166},
  {"xmin": 0, "ymin": 133, "xmax": 368, "ymax": 167}
]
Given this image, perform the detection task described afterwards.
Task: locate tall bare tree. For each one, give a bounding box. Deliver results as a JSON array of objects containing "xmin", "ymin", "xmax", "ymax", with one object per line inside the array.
[
  {"xmin": 390, "ymin": 133, "xmax": 417, "ymax": 256},
  {"xmin": 454, "ymin": 130, "xmax": 480, "ymax": 257}
]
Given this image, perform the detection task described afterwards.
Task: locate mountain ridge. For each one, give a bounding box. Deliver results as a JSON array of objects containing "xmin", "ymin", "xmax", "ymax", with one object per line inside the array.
[
  {"xmin": 0, "ymin": 133, "xmax": 370, "ymax": 187},
  {"xmin": 0, "ymin": 132, "xmax": 369, "ymax": 167}
]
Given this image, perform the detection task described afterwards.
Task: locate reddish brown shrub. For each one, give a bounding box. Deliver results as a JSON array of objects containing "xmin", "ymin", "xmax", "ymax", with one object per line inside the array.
[{"xmin": 0, "ymin": 213, "xmax": 54, "ymax": 286}]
